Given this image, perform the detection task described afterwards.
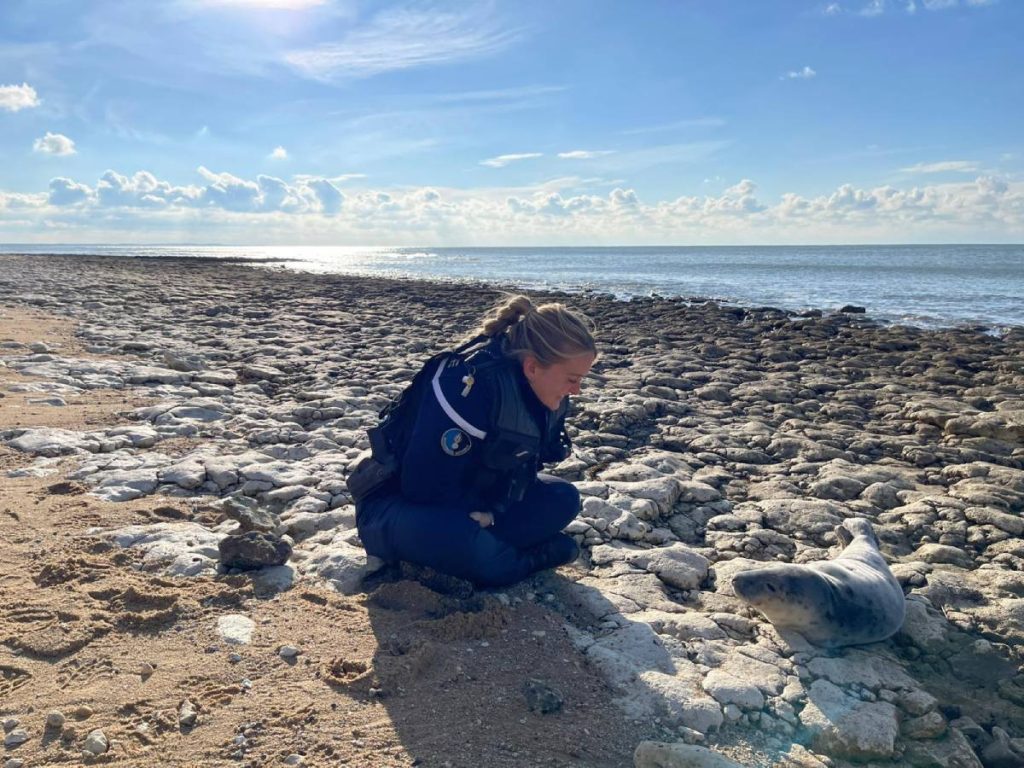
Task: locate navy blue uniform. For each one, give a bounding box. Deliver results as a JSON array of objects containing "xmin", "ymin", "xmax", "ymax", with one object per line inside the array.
[{"xmin": 355, "ymin": 352, "xmax": 580, "ymax": 587}]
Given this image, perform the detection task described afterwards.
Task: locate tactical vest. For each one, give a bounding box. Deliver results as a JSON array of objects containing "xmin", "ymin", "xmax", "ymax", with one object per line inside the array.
[{"xmin": 346, "ymin": 335, "xmax": 571, "ymax": 507}]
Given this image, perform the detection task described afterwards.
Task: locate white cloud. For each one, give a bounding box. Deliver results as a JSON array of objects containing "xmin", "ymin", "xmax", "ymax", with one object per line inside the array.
[
  {"xmin": 194, "ymin": 0, "xmax": 327, "ymax": 8},
  {"xmin": 269, "ymin": 146, "xmax": 289, "ymax": 160},
  {"xmin": 783, "ymin": 66, "xmax": 817, "ymax": 80},
  {"xmin": 48, "ymin": 178, "xmax": 92, "ymax": 206},
  {"xmin": 852, "ymin": 0, "xmax": 994, "ymax": 14},
  {"xmin": 4, "ymin": 170, "xmax": 1023, "ymax": 244},
  {"xmin": 306, "ymin": 179, "xmax": 344, "ymax": 214},
  {"xmin": 901, "ymin": 160, "xmax": 978, "ymax": 174},
  {"xmin": 823, "ymin": 3, "xmax": 843, "ymax": 15},
  {"xmin": 33, "ymin": 132, "xmax": 77, "ymax": 156},
  {"xmin": 557, "ymin": 150, "xmax": 615, "ymax": 160},
  {"xmin": 0, "ymin": 82, "xmax": 40, "ymax": 112},
  {"xmin": 97, "ymin": 170, "xmax": 201, "ymax": 208},
  {"xmin": 481, "ymin": 152, "xmax": 543, "ymax": 168},
  {"xmin": 285, "ymin": 6, "xmax": 521, "ymax": 82}
]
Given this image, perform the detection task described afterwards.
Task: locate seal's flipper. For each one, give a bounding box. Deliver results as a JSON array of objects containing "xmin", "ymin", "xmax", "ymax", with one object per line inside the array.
[{"xmin": 840, "ymin": 518, "xmax": 878, "ymax": 547}]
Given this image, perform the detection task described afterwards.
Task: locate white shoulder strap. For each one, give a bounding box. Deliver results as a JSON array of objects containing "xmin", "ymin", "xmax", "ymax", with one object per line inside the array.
[{"xmin": 431, "ymin": 357, "xmax": 488, "ymax": 439}]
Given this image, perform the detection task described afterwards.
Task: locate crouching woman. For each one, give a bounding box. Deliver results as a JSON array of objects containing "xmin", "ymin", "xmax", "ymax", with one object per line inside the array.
[{"xmin": 350, "ymin": 294, "xmax": 597, "ymax": 588}]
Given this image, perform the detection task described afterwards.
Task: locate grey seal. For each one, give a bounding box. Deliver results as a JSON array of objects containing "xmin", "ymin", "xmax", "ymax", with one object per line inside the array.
[{"xmin": 731, "ymin": 518, "xmax": 906, "ymax": 647}]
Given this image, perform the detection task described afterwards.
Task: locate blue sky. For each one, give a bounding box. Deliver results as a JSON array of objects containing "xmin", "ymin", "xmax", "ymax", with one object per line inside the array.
[{"xmin": 1, "ymin": 0, "xmax": 1022, "ymax": 245}]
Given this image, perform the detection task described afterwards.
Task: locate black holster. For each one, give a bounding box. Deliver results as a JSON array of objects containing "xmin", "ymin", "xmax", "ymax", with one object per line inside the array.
[{"xmin": 346, "ymin": 427, "xmax": 398, "ymax": 503}]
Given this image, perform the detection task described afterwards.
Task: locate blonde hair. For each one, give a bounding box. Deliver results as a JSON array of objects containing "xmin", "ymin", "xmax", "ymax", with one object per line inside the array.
[{"xmin": 472, "ymin": 294, "xmax": 597, "ymax": 366}]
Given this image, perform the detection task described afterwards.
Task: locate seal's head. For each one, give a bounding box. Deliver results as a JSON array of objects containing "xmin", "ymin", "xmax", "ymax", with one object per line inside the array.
[{"xmin": 731, "ymin": 564, "xmax": 831, "ymax": 629}]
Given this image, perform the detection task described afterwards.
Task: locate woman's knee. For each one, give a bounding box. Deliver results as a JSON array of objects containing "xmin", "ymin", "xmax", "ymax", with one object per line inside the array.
[{"xmin": 462, "ymin": 532, "xmax": 527, "ymax": 587}]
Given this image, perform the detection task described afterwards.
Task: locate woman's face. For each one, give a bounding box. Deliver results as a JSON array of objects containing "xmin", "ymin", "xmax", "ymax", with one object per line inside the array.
[{"xmin": 522, "ymin": 352, "xmax": 596, "ymax": 411}]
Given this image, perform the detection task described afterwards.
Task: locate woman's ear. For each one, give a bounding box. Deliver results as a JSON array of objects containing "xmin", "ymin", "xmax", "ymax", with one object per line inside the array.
[{"xmin": 521, "ymin": 354, "xmax": 540, "ymax": 381}]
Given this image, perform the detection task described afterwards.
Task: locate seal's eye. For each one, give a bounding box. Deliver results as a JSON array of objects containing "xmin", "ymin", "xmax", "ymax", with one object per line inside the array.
[{"xmin": 765, "ymin": 583, "xmax": 777, "ymax": 593}]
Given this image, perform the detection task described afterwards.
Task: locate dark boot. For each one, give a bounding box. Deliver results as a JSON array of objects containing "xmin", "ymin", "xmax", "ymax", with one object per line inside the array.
[{"xmin": 523, "ymin": 533, "xmax": 580, "ymax": 576}]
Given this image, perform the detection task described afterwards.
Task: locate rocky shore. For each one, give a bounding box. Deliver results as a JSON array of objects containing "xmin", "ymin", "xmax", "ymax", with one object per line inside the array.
[{"xmin": 1, "ymin": 253, "xmax": 1023, "ymax": 768}]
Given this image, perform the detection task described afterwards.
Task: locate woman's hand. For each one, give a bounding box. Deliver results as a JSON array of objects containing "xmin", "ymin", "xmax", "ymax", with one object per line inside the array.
[{"xmin": 469, "ymin": 511, "xmax": 494, "ymax": 528}]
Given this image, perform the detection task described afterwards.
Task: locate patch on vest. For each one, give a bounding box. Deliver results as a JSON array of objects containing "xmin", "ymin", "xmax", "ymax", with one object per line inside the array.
[{"xmin": 440, "ymin": 428, "xmax": 472, "ymax": 457}]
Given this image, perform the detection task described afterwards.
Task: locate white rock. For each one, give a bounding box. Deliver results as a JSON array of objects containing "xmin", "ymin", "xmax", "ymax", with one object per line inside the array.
[
  {"xmin": 217, "ymin": 614, "xmax": 256, "ymax": 645},
  {"xmin": 106, "ymin": 522, "xmax": 224, "ymax": 576},
  {"xmin": 279, "ymin": 644, "xmax": 300, "ymax": 659},
  {"xmin": 83, "ymin": 729, "xmax": 109, "ymax": 755},
  {"xmin": 302, "ymin": 536, "xmax": 381, "ymax": 594},
  {"xmin": 178, "ymin": 699, "xmax": 198, "ymax": 727},
  {"xmin": 701, "ymin": 669, "xmax": 765, "ymax": 710},
  {"xmin": 799, "ymin": 679, "xmax": 899, "ymax": 761},
  {"xmin": 634, "ymin": 741, "xmax": 745, "ymax": 768},
  {"xmin": 6, "ymin": 427, "xmax": 89, "ymax": 456}
]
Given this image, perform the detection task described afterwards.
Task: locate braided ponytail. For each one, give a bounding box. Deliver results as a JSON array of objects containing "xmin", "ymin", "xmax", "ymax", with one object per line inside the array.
[{"xmin": 471, "ymin": 293, "xmax": 597, "ymax": 365}]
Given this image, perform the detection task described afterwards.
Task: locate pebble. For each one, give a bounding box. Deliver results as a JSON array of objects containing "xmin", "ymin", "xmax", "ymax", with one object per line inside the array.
[
  {"xmin": 279, "ymin": 644, "xmax": 301, "ymax": 659},
  {"xmin": 217, "ymin": 614, "xmax": 256, "ymax": 645},
  {"xmin": 178, "ymin": 699, "xmax": 199, "ymax": 728},
  {"xmin": 5, "ymin": 758, "xmax": 26, "ymax": 768},
  {"xmin": 283, "ymin": 755, "xmax": 304, "ymax": 766},
  {"xmin": 0, "ymin": 720, "xmax": 16, "ymax": 734},
  {"xmin": 46, "ymin": 711, "xmax": 66, "ymax": 729},
  {"xmin": 2, "ymin": 730, "xmax": 29, "ymax": 748},
  {"xmin": 74, "ymin": 705, "xmax": 94, "ymax": 720},
  {"xmin": 82, "ymin": 729, "xmax": 109, "ymax": 755}
]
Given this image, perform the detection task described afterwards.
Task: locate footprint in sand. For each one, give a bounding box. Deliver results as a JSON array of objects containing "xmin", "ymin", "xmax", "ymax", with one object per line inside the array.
[
  {"xmin": 2, "ymin": 606, "xmax": 108, "ymax": 659},
  {"xmin": 322, "ymin": 656, "xmax": 378, "ymax": 695},
  {"xmin": 0, "ymin": 664, "xmax": 32, "ymax": 697},
  {"xmin": 57, "ymin": 656, "xmax": 117, "ymax": 689}
]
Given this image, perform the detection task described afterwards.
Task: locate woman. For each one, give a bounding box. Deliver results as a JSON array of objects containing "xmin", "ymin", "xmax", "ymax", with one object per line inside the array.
[{"xmin": 353, "ymin": 294, "xmax": 597, "ymax": 588}]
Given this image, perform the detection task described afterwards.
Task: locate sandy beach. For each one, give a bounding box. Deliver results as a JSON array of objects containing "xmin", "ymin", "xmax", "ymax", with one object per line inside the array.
[{"xmin": 1, "ymin": 253, "xmax": 1023, "ymax": 768}]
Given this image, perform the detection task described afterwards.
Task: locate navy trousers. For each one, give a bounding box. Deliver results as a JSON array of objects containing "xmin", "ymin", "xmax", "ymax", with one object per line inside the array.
[{"xmin": 356, "ymin": 473, "xmax": 580, "ymax": 587}]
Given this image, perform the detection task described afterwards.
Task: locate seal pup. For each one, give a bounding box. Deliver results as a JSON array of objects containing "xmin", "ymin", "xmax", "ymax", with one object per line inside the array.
[{"xmin": 731, "ymin": 518, "xmax": 906, "ymax": 648}]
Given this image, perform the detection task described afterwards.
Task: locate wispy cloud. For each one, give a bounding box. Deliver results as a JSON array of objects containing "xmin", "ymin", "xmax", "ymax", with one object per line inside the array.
[
  {"xmin": 481, "ymin": 152, "xmax": 543, "ymax": 168},
  {"xmin": 269, "ymin": 146, "xmax": 289, "ymax": 160},
  {"xmin": 191, "ymin": 0, "xmax": 328, "ymax": 8},
  {"xmin": 557, "ymin": 150, "xmax": 615, "ymax": 160},
  {"xmin": 285, "ymin": 6, "xmax": 522, "ymax": 82},
  {"xmin": 901, "ymin": 160, "xmax": 978, "ymax": 173},
  {"xmin": 430, "ymin": 85, "xmax": 566, "ymax": 104},
  {"xmin": 621, "ymin": 117, "xmax": 725, "ymax": 135},
  {"xmin": 832, "ymin": 0, "xmax": 997, "ymax": 15},
  {"xmin": 33, "ymin": 132, "xmax": 77, "ymax": 156},
  {"xmin": 783, "ymin": 66, "xmax": 817, "ymax": 80},
  {"xmin": 0, "ymin": 82, "xmax": 40, "ymax": 112}
]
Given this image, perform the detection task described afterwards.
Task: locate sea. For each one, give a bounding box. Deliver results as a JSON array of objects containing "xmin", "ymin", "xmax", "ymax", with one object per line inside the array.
[{"xmin": 3, "ymin": 244, "xmax": 1022, "ymax": 330}]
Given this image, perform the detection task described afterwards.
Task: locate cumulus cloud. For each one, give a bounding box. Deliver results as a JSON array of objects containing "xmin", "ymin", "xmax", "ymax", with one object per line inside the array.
[
  {"xmin": 901, "ymin": 160, "xmax": 978, "ymax": 174},
  {"xmin": 33, "ymin": 132, "xmax": 77, "ymax": 156},
  {"xmin": 783, "ymin": 66, "xmax": 816, "ymax": 80},
  {"xmin": 306, "ymin": 179, "xmax": 344, "ymax": 214},
  {"xmin": 3, "ymin": 168, "xmax": 1022, "ymax": 244},
  {"xmin": 0, "ymin": 82, "xmax": 40, "ymax": 112},
  {"xmin": 96, "ymin": 170, "xmax": 201, "ymax": 208},
  {"xmin": 48, "ymin": 178, "xmax": 92, "ymax": 206},
  {"xmin": 481, "ymin": 152, "xmax": 543, "ymax": 168},
  {"xmin": 269, "ymin": 146, "xmax": 288, "ymax": 160},
  {"xmin": 557, "ymin": 150, "xmax": 615, "ymax": 160}
]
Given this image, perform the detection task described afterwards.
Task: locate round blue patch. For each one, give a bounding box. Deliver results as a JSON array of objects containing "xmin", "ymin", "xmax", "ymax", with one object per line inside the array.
[{"xmin": 440, "ymin": 427, "xmax": 472, "ymax": 457}]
